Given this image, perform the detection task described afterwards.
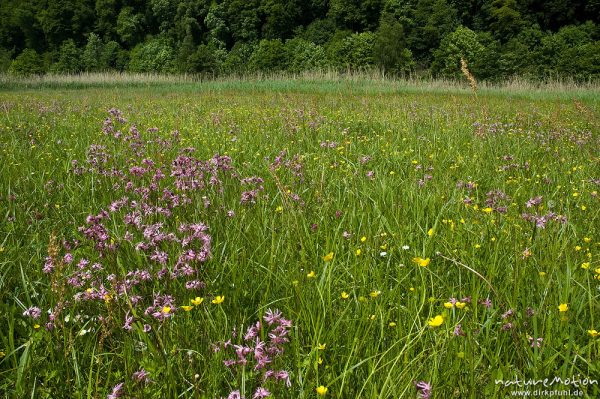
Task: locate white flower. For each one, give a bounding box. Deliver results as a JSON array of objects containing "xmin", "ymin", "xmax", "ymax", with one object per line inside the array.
[
  {"xmin": 380, "ymin": 252, "xmax": 387, "ymax": 257},
  {"xmin": 402, "ymin": 245, "xmax": 410, "ymax": 250}
]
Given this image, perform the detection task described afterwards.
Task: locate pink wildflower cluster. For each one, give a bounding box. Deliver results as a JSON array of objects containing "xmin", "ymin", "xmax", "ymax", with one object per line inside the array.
[{"xmin": 215, "ymin": 309, "xmax": 293, "ymax": 399}]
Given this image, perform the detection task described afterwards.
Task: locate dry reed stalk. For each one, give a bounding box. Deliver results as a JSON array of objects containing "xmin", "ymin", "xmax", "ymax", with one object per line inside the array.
[{"xmin": 460, "ymin": 57, "xmax": 478, "ymax": 94}]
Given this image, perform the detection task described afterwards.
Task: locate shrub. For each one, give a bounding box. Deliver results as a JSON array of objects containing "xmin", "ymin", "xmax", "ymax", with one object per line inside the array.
[
  {"xmin": 222, "ymin": 42, "xmax": 256, "ymax": 74},
  {"xmin": 8, "ymin": 48, "xmax": 45, "ymax": 76},
  {"xmin": 431, "ymin": 26, "xmax": 485, "ymax": 78},
  {"xmin": 50, "ymin": 39, "xmax": 82, "ymax": 73},
  {"xmin": 284, "ymin": 38, "xmax": 327, "ymax": 73},
  {"xmin": 128, "ymin": 38, "xmax": 176, "ymax": 73},
  {"xmin": 373, "ymin": 13, "xmax": 414, "ymax": 75},
  {"xmin": 248, "ymin": 39, "xmax": 287, "ymax": 72},
  {"xmin": 327, "ymin": 31, "xmax": 375, "ymax": 70},
  {"xmin": 82, "ymin": 33, "xmax": 104, "ymax": 72}
]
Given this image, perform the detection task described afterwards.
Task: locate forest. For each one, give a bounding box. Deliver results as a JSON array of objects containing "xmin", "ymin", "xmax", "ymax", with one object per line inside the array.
[{"xmin": 1, "ymin": 0, "xmax": 599, "ymax": 80}]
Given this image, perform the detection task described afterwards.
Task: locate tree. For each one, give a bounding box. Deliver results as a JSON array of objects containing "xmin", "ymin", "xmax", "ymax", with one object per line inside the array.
[
  {"xmin": 285, "ymin": 38, "xmax": 327, "ymax": 73},
  {"xmin": 82, "ymin": 33, "xmax": 104, "ymax": 71},
  {"xmin": 328, "ymin": 0, "xmax": 383, "ymax": 31},
  {"xmin": 260, "ymin": 0, "xmax": 304, "ymax": 40},
  {"xmin": 116, "ymin": 7, "xmax": 146, "ymax": 47},
  {"xmin": 431, "ymin": 26, "xmax": 485, "ymax": 77},
  {"xmin": 8, "ymin": 48, "xmax": 45, "ymax": 76},
  {"xmin": 128, "ymin": 38, "xmax": 176, "ymax": 73},
  {"xmin": 487, "ymin": 0, "xmax": 524, "ymax": 42},
  {"xmin": 248, "ymin": 39, "xmax": 287, "ymax": 71},
  {"xmin": 374, "ymin": 13, "xmax": 413, "ymax": 74},
  {"xmin": 223, "ymin": 0, "xmax": 261, "ymax": 43},
  {"xmin": 51, "ymin": 39, "xmax": 82, "ymax": 73},
  {"xmin": 222, "ymin": 42, "xmax": 256, "ymax": 74},
  {"xmin": 95, "ymin": 0, "xmax": 119, "ymax": 40},
  {"xmin": 328, "ymin": 32, "xmax": 376, "ymax": 70}
]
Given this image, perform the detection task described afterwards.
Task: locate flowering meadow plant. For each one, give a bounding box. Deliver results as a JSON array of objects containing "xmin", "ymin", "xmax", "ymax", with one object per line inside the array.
[{"xmin": 1, "ymin": 82, "xmax": 599, "ymax": 398}]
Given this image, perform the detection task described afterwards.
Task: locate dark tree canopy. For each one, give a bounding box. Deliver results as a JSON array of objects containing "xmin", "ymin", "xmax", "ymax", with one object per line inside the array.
[{"xmin": 0, "ymin": 0, "xmax": 598, "ymax": 80}]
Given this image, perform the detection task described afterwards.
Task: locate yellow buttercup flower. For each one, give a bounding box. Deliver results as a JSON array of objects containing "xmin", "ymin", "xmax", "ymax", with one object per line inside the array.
[
  {"xmin": 389, "ymin": 321, "xmax": 397, "ymax": 327},
  {"xmin": 162, "ymin": 306, "xmax": 172, "ymax": 314},
  {"xmin": 355, "ymin": 249, "xmax": 361, "ymax": 256},
  {"xmin": 588, "ymin": 330, "xmax": 599, "ymax": 338},
  {"xmin": 341, "ymin": 291, "xmax": 349, "ymax": 299},
  {"xmin": 191, "ymin": 297, "xmax": 204, "ymax": 306},
  {"xmin": 427, "ymin": 315, "xmax": 444, "ymax": 327},
  {"xmin": 483, "ymin": 207, "xmax": 493, "ymax": 213},
  {"xmin": 558, "ymin": 303, "xmax": 568, "ymax": 312},
  {"xmin": 361, "ymin": 236, "xmax": 367, "ymax": 242},
  {"xmin": 412, "ymin": 257, "xmax": 431, "ymax": 267},
  {"xmin": 455, "ymin": 302, "xmax": 466, "ymax": 309},
  {"xmin": 369, "ymin": 290, "xmax": 381, "ymax": 298},
  {"xmin": 443, "ymin": 302, "xmax": 454, "ymax": 309},
  {"xmin": 316, "ymin": 386, "xmax": 328, "ymax": 396},
  {"xmin": 323, "ymin": 252, "xmax": 334, "ymax": 262},
  {"xmin": 581, "ymin": 262, "xmax": 590, "ymax": 270},
  {"xmin": 181, "ymin": 305, "xmax": 193, "ymax": 312},
  {"xmin": 318, "ymin": 343, "xmax": 326, "ymax": 350},
  {"xmin": 307, "ymin": 271, "xmax": 316, "ymax": 278},
  {"xmin": 427, "ymin": 228, "xmax": 434, "ymax": 237},
  {"xmin": 212, "ymin": 296, "xmax": 225, "ymax": 305}
]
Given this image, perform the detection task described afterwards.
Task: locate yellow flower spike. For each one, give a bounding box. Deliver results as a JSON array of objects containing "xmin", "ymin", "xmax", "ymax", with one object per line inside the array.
[
  {"xmin": 341, "ymin": 291, "xmax": 349, "ymax": 299},
  {"xmin": 307, "ymin": 271, "xmax": 316, "ymax": 278},
  {"xmin": 316, "ymin": 386, "xmax": 328, "ymax": 396},
  {"xmin": 455, "ymin": 302, "xmax": 466, "ymax": 309},
  {"xmin": 355, "ymin": 249, "xmax": 361, "ymax": 256},
  {"xmin": 275, "ymin": 205, "xmax": 283, "ymax": 213},
  {"xmin": 323, "ymin": 252, "xmax": 334, "ymax": 262},
  {"xmin": 191, "ymin": 297, "xmax": 204, "ymax": 306},
  {"xmin": 427, "ymin": 315, "xmax": 444, "ymax": 328},
  {"xmin": 588, "ymin": 330, "xmax": 599, "ymax": 338},
  {"xmin": 212, "ymin": 296, "xmax": 225, "ymax": 305},
  {"xmin": 412, "ymin": 257, "xmax": 431, "ymax": 267},
  {"xmin": 181, "ymin": 305, "xmax": 193, "ymax": 312},
  {"xmin": 427, "ymin": 228, "xmax": 434, "ymax": 237},
  {"xmin": 558, "ymin": 303, "xmax": 569, "ymax": 312},
  {"xmin": 369, "ymin": 290, "xmax": 381, "ymax": 298},
  {"xmin": 443, "ymin": 302, "xmax": 454, "ymax": 309}
]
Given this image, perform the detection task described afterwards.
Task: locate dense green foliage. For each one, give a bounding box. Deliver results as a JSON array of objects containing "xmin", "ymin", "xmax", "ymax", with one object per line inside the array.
[{"xmin": 1, "ymin": 0, "xmax": 598, "ymax": 80}]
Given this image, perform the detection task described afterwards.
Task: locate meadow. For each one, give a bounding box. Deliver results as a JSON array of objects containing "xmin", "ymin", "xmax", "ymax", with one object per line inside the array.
[{"xmin": 0, "ymin": 77, "xmax": 599, "ymax": 398}]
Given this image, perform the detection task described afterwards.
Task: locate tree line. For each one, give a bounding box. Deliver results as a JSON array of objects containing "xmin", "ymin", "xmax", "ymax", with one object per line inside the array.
[{"xmin": 1, "ymin": 0, "xmax": 599, "ymax": 81}]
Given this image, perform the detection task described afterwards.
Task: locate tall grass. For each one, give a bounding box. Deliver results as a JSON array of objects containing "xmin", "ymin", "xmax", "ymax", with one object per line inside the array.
[{"xmin": 0, "ymin": 83, "xmax": 598, "ymax": 398}]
